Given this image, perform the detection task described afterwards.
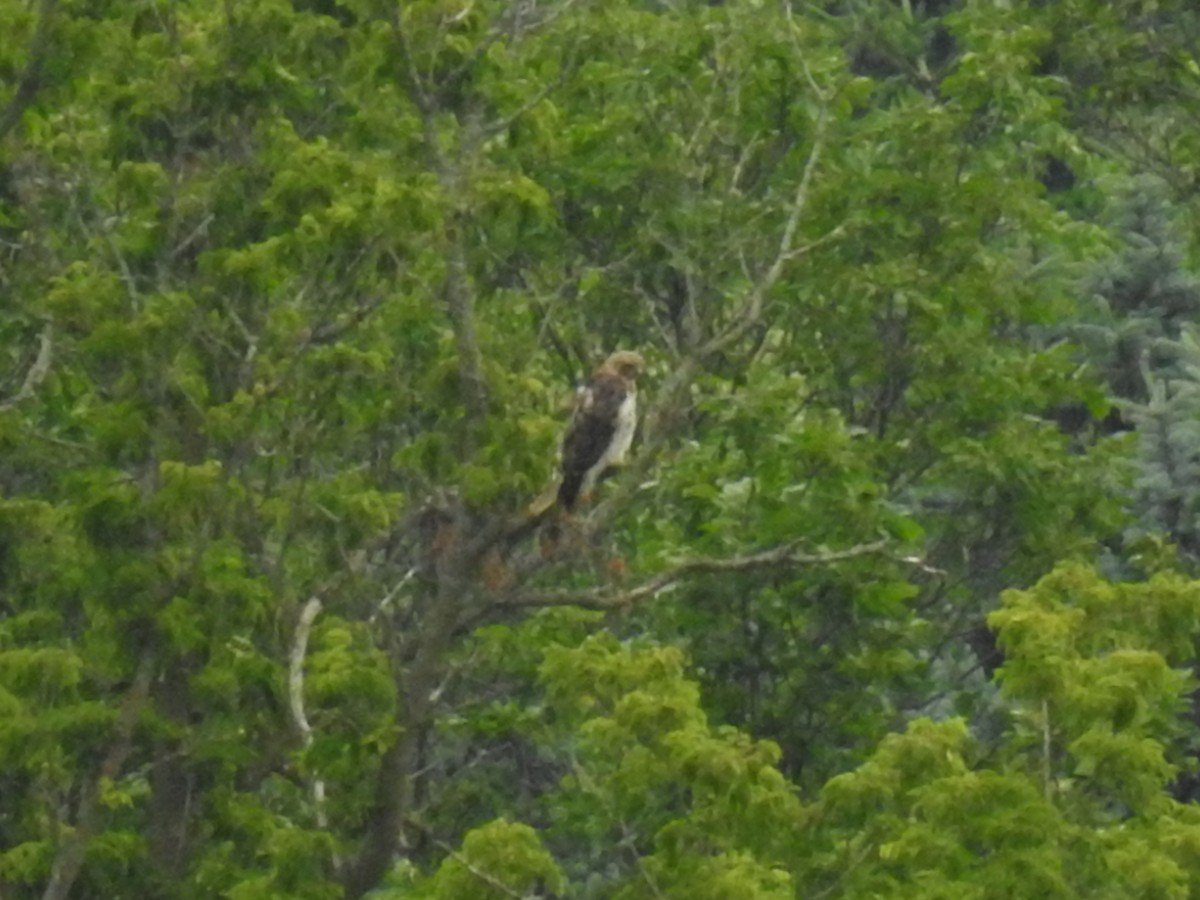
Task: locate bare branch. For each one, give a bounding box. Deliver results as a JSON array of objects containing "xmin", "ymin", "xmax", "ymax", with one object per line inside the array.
[
  {"xmin": 369, "ymin": 567, "xmax": 418, "ymax": 626},
  {"xmin": 287, "ymin": 596, "xmax": 342, "ymax": 872},
  {"xmin": 0, "ymin": 326, "xmax": 53, "ymax": 412},
  {"xmin": 622, "ymin": 820, "xmax": 666, "ymax": 900},
  {"xmin": 0, "ymin": 0, "xmax": 58, "ymax": 143},
  {"xmin": 498, "ymin": 540, "xmax": 891, "ymax": 611},
  {"xmin": 783, "ymin": 1, "xmax": 828, "ymax": 101},
  {"xmin": 780, "ymin": 222, "xmax": 847, "ymax": 263},
  {"xmin": 391, "ymin": 4, "xmax": 590, "ymax": 427},
  {"xmin": 1041, "ymin": 698, "xmax": 1053, "ymax": 801},
  {"xmin": 288, "ymin": 597, "xmax": 330, "ymax": 826},
  {"xmin": 104, "ymin": 229, "xmax": 142, "ymax": 306},
  {"xmin": 218, "ymin": 297, "xmax": 259, "ymax": 363},
  {"xmin": 42, "ymin": 651, "xmax": 155, "ymax": 900},
  {"xmin": 566, "ymin": 758, "xmax": 663, "ymax": 897},
  {"xmin": 387, "ymin": 7, "xmax": 433, "ymax": 114},
  {"xmin": 578, "ymin": 7, "xmax": 841, "ymax": 532},
  {"xmin": 434, "ymin": 840, "xmax": 527, "ymax": 899},
  {"xmin": 730, "ymin": 134, "xmax": 763, "ymax": 196},
  {"xmin": 19, "ymin": 425, "xmax": 88, "ymax": 451},
  {"xmin": 682, "ymin": 85, "xmax": 720, "ymax": 161},
  {"xmin": 308, "ymin": 295, "xmax": 386, "ymax": 346},
  {"xmin": 690, "ymin": 2, "xmax": 833, "ymax": 361},
  {"xmin": 168, "ymin": 213, "xmax": 215, "ymax": 261},
  {"xmin": 699, "ymin": 100, "xmax": 829, "ymax": 360},
  {"xmin": 482, "ymin": 50, "xmax": 578, "ymax": 138}
]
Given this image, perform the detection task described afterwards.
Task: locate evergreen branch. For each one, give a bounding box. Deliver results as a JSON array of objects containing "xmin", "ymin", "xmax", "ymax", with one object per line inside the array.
[
  {"xmin": 42, "ymin": 651, "xmax": 155, "ymax": 900},
  {"xmin": 498, "ymin": 540, "xmax": 891, "ymax": 611},
  {"xmin": 0, "ymin": 0, "xmax": 58, "ymax": 143},
  {"xmin": 387, "ymin": 7, "xmax": 489, "ymax": 425}
]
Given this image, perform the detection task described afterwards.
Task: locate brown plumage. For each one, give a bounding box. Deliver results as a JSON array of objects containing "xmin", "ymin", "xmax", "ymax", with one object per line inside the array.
[{"xmin": 556, "ymin": 350, "xmax": 645, "ymax": 511}]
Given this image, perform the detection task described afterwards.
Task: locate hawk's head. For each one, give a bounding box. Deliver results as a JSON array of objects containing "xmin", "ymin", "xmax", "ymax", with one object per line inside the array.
[{"xmin": 603, "ymin": 350, "xmax": 646, "ymax": 383}]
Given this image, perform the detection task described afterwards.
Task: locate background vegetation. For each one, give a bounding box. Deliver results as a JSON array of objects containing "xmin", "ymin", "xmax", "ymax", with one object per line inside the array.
[{"xmin": 4, "ymin": 0, "xmax": 1200, "ymax": 897}]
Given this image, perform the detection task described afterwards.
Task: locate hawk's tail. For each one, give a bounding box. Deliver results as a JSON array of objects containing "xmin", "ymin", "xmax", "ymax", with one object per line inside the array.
[
  {"xmin": 527, "ymin": 482, "xmax": 559, "ymax": 518},
  {"xmin": 501, "ymin": 482, "xmax": 562, "ymax": 549}
]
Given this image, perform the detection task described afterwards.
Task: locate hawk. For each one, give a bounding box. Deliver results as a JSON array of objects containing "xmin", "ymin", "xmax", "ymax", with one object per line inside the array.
[{"xmin": 556, "ymin": 350, "xmax": 646, "ymax": 511}]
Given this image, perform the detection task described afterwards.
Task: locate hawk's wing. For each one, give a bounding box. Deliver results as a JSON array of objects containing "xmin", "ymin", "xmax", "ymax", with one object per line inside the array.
[{"xmin": 557, "ymin": 372, "xmax": 629, "ymax": 510}]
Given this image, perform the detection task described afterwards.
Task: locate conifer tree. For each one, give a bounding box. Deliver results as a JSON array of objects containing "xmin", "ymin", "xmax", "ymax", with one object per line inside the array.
[
  {"xmin": 1075, "ymin": 177, "xmax": 1200, "ymax": 565},
  {"xmin": 1078, "ymin": 175, "xmax": 1200, "ymax": 405}
]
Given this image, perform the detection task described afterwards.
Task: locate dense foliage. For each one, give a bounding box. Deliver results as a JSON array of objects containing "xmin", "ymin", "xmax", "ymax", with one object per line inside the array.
[{"xmin": 4, "ymin": 1, "xmax": 1200, "ymax": 897}]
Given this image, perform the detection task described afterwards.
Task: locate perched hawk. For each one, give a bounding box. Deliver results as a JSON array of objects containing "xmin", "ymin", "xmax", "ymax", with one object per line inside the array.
[{"xmin": 556, "ymin": 350, "xmax": 646, "ymax": 511}]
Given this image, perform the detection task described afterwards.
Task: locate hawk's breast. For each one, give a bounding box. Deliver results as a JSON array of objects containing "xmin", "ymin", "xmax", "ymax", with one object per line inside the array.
[{"xmin": 589, "ymin": 391, "xmax": 636, "ymax": 479}]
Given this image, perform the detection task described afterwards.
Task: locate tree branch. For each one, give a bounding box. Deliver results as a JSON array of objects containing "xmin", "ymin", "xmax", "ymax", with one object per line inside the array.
[
  {"xmin": 0, "ymin": 0, "xmax": 58, "ymax": 143},
  {"xmin": 288, "ymin": 596, "xmax": 331, "ymax": 831},
  {"xmin": 42, "ymin": 650, "xmax": 155, "ymax": 900},
  {"xmin": 684, "ymin": 2, "xmax": 833, "ymax": 362},
  {"xmin": 433, "ymin": 840, "xmax": 527, "ymax": 900},
  {"xmin": 582, "ymin": 12, "xmax": 837, "ymax": 531},
  {"xmin": 388, "ymin": 7, "xmax": 489, "ymax": 424},
  {"xmin": 498, "ymin": 540, "xmax": 891, "ymax": 611},
  {"xmin": 442, "ymin": 213, "xmax": 490, "ymax": 424},
  {"xmin": 440, "ymin": 0, "xmax": 583, "ymax": 105},
  {"xmin": 482, "ymin": 47, "xmax": 580, "ymax": 139},
  {"xmin": 0, "ymin": 326, "xmax": 53, "ymax": 412},
  {"xmin": 341, "ymin": 564, "xmax": 465, "ymax": 899},
  {"xmin": 698, "ymin": 97, "xmax": 830, "ymax": 360}
]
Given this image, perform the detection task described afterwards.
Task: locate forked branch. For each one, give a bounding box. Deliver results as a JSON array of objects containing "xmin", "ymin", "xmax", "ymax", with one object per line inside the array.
[
  {"xmin": 591, "ymin": 13, "xmax": 837, "ymax": 525},
  {"xmin": 699, "ymin": 99, "xmax": 831, "ymax": 360},
  {"xmin": 499, "ymin": 540, "xmax": 891, "ymax": 611}
]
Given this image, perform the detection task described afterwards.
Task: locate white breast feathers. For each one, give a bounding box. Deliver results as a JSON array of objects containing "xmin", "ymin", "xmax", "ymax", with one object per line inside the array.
[{"xmin": 581, "ymin": 391, "xmax": 637, "ymax": 495}]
